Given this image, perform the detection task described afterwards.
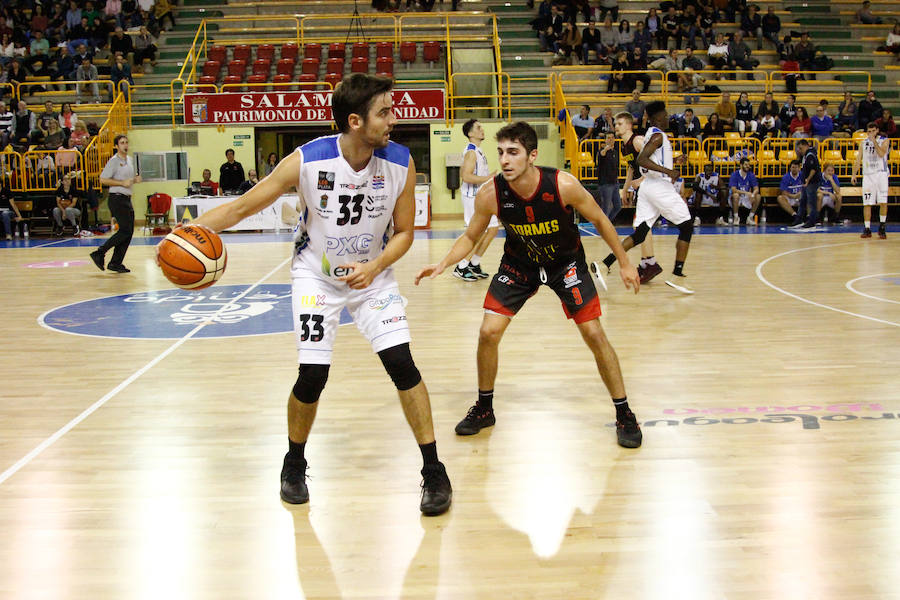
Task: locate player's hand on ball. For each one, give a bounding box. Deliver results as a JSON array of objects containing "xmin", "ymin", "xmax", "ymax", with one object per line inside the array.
[
  {"xmin": 337, "ymin": 261, "xmax": 381, "ymax": 289},
  {"xmin": 414, "ymin": 264, "xmax": 444, "ymax": 285},
  {"xmin": 620, "ymin": 263, "xmax": 640, "ymax": 294}
]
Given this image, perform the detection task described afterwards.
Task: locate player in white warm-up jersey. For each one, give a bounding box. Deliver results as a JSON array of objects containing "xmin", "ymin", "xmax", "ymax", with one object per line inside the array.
[
  {"xmin": 852, "ymin": 121, "xmax": 891, "ymax": 239},
  {"xmin": 601, "ymin": 101, "xmax": 696, "ymax": 294},
  {"xmin": 165, "ymin": 74, "xmax": 451, "ymax": 516},
  {"xmin": 453, "ymin": 119, "xmax": 498, "ymax": 282}
]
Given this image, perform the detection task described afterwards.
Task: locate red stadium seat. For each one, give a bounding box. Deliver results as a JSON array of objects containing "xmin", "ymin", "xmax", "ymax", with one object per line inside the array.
[
  {"xmin": 326, "ymin": 57, "xmax": 344, "ymax": 75},
  {"xmin": 277, "ymin": 58, "xmax": 296, "ymax": 76},
  {"xmin": 223, "ymin": 75, "xmax": 242, "ymax": 89},
  {"xmin": 351, "ymin": 56, "xmax": 369, "ymax": 74},
  {"xmin": 352, "ymin": 42, "xmax": 368, "ymax": 60},
  {"xmin": 282, "ymin": 43, "xmax": 299, "ymax": 62},
  {"xmin": 227, "ymin": 59, "xmax": 246, "ymax": 78},
  {"xmin": 247, "ymin": 74, "xmax": 267, "ymax": 87},
  {"xmin": 328, "ymin": 43, "xmax": 345, "ymax": 60},
  {"xmin": 304, "ymin": 43, "xmax": 321, "ymax": 61},
  {"xmin": 207, "ymin": 45, "xmax": 226, "ymax": 64},
  {"xmin": 298, "ymin": 73, "xmax": 317, "ymax": 84},
  {"xmin": 325, "ymin": 72, "xmax": 342, "ymax": 88},
  {"xmin": 376, "ymin": 41, "xmax": 393, "ymax": 60},
  {"xmin": 198, "ymin": 75, "xmax": 217, "ymax": 92},
  {"xmin": 232, "ymin": 44, "xmax": 251, "ymax": 63},
  {"xmin": 252, "ymin": 59, "xmax": 271, "ymax": 77},
  {"xmin": 300, "ymin": 58, "xmax": 318, "ymax": 76},
  {"xmin": 399, "ymin": 41, "xmax": 416, "ymax": 66},
  {"xmin": 273, "ymin": 73, "xmax": 293, "ymax": 88},
  {"xmin": 202, "ymin": 60, "xmax": 221, "ymax": 78},
  {"xmin": 423, "ymin": 41, "xmax": 440, "ymax": 64},
  {"xmin": 376, "ymin": 57, "xmax": 393, "ymax": 77},
  {"xmin": 256, "ymin": 44, "xmax": 275, "ymax": 62}
]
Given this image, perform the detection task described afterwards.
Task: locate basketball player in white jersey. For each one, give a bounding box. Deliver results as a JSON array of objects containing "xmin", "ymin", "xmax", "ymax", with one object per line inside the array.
[
  {"xmin": 454, "ymin": 119, "xmax": 498, "ymax": 281},
  {"xmin": 852, "ymin": 121, "xmax": 890, "ymax": 239},
  {"xmin": 163, "ymin": 74, "xmax": 452, "ymax": 516},
  {"xmin": 602, "ymin": 102, "xmax": 695, "ymax": 294}
]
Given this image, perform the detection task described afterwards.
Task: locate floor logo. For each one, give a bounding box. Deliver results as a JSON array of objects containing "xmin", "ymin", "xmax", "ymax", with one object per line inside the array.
[{"xmin": 39, "ymin": 284, "xmax": 352, "ymax": 339}]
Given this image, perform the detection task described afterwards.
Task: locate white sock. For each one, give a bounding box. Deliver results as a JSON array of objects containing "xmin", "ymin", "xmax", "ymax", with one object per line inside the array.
[
  {"xmin": 470, "ymin": 255, "xmax": 481, "ymax": 267},
  {"xmin": 646, "ymin": 256, "xmax": 657, "ymax": 266},
  {"xmin": 457, "ymin": 259, "xmax": 469, "ymax": 269},
  {"xmin": 880, "ymin": 213, "xmax": 887, "ymax": 223},
  {"xmin": 639, "ymin": 258, "xmax": 647, "ymax": 268},
  {"xmin": 865, "ymin": 220, "xmax": 871, "ymax": 229}
]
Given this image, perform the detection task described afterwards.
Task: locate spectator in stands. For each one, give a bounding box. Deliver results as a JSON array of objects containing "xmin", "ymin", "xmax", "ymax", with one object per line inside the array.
[
  {"xmin": 628, "ymin": 46, "xmax": 651, "ymax": 92},
  {"xmin": 810, "ymin": 104, "xmax": 834, "ymax": 141},
  {"xmin": 133, "ymin": 26, "xmax": 157, "ymax": 72},
  {"xmin": 756, "ymin": 113, "xmax": 778, "ymax": 140},
  {"xmin": 105, "ymin": 0, "xmax": 124, "ymax": 27},
  {"xmin": 702, "ymin": 112, "xmax": 725, "ymax": 139},
  {"xmin": 90, "ymin": 16, "xmax": 111, "ymax": 50},
  {"xmin": 110, "ymin": 27, "xmax": 134, "ymax": 60},
  {"xmin": 660, "ymin": 7, "xmax": 678, "ymax": 50},
  {"xmin": 735, "ymin": 91, "xmax": 757, "ymax": 134},
  {"xmin": 857, "ymin": 90, "xmax": 883, "ymax": 130},
  {"xmin": 73, "ymin": 44, "xmax": 93, "ymax": 67},
  {"xmin": 789, "ymin": 106, "xmax": 811, "ymax": 137},
  {"xmin": 607, "ymin": 49, "xmax": 629, "ymax": 90},
  {"xmin": 794, "ymin": 32, "xmax": 816, "ymax": 74},
  {"xmin": 779, "ymin": 94, "xmax": 799, "ymax": 134},
  {"xmin": 30, "ymin": 4, "xmax": 49, "ymax": 36},
  {"xmin": 598, "ymin": 17, "xmax": 618, "ymax": 59},
  {"xmin": 777, "ymin": 160, "xmax": 804, "ymax": 225},
  {"xmin": 592, "ymin": 131, "xmax": 620, "ymax": 219},
  {"xmin": 68, "ymin": 16, "xmax": 91, "ymax": 53},
  {"xmin": 676, "ymin": 6, "xmax": 700, "ymax": 50},
  {"xmin": 729, "ymin": 156, "xmax": 761, "ymax": 225},
  {"xmin": 42, "ymin": 120, "xmax": 65, "ymax": 151},
  {"xmin": 707, "ymin": 32, "xmax": 729, "ymax": 75},
  {"xmin": 66, "ymin": 1, "xmax": 83, "ymax": 32},
  {"xmin": 586, "ymin": 107, "xmax": 615, "ymax": 137},
  {"xmin": 617, "ymin": 20, "xmax": 634, "ymax": 53},
  {"xmin": 645, "ymin": 8, "xmax": 662, "ymax": 50},
  {"xmin": 10, "ymin": 100, "xmax": 38, "ymax": 148},
  {"xmin": 38, "ymin": 101, "xmax": 59, "ymax": 132},
  {"xmin": 680, "ymin": 46, "xmax": 705, "ymax": 71},
  {"xmin": 761, "ymin": 7, "xmax": 781, "ymax": 47},
  {"xmin": 676, "ymin": 67, "xmax": 706, "ymax": 102},
  {"xmin": 633, "ymin": 20, "xmax": 652, "ymax": 55},
  {"xmin": 264, "ymin": 152, "xmax": 278, "ymax": 176},
  {"xmin": 597, "ymin": 0, "xmax": 619, "ymax": 22},
  {"xmin": 582, "ymin": 21, "xmax": 603, "ymax": 64},
  {"xmin": 874, "ymin": 108, "xmax": 897, "ymax": 138},
  {"xmin": 83, "ymin": 2, "xmax": 101, "ymax": 26},
  {"xmin": 70, "ymin": 121, "xmax": 91, "ymax": 151},
  {"xmin": 727, "ymin": 31, "xmax": 756, "ymax": 79},
  {"xmin": 886, "ymin": 23, "xmax": 900, "ymax": 62},
  {"xmin": 697, "ymin": 5, "xmax": 717, "ymax": 49},
  {"xmin": 715, "ymin": 92, "xmax": 737, "ymax": 131},
  {"xmin": 572, "ymin": 105, "xmax": 594, "ymax": 139},
  {"xmin": 650, "ymin": 47, "xmax": 679, "ymax": 84},
  {"xmin": 0, "ymin": 183, "xmax": 23, "ymax": 239},
  {"xmin": 31, "ymin": 152, "xmax": 56, "ymax": 186},
  {"xmin": 238, "ymin": 170, "xmax": 259, "ymax": 194},
  {"xmin": 51, "ymin": 44, "xmax": 76, "ymax": 91},
  {"xmin": 835, "ymin": 92, "xmax": 858, "ymax": 132},
  {"xmin": 675, "ymin": 107, "xmax": 702, "ymax": 139},
  {"xmin": 75, "ymin": 55, "xmax": 101, "ymax": 104},
  {"xmin": 219, "ymin": 149, "xmax": 245, "ymax": 195},
  {"xmin": 7, "ymin": 60, "xmax": 28, "ymax": 93},
  {"xmin": 539, "ymin": 6, "xmax": 563, "ymax": 52},
  {"xmin": 0, "ymin": 33, "xmax": 13, "ymax": 67},
  {"xmin": 740, "ymin": 4, "xmax": 763, "ymax": 50},
  {"xmin": 154, "ymin": 0, "xmax": 175, "ymax": 30},
  {"xmin": 110, "ymin": 53, "xmax": 134, "ymax": 100},
  {"xmin": 52, "ymin": 172, "xmax": 81, "ymax": 236},
  {"xmin": 25, "ymin": 30, "xmax": 51, "ymax": 76},
  {"xmin": 624, "ymin": 90, "xmax": 646, "ymax": 127},
  {"xmin": 56, "ymin": 137, "xmax": 80, "ymax": 172},
  {"xmin": 200, "ymin": 168, "xmax": 220, "ymax": 195},
  {"xmin": 816, "ymin": 163, "xmax": 842, "ymax": 224},
  {"xmin": 756, "ymin": 91, "xmax": 780, "ymax": 129},
  {"xmin": 555, "ymin": 20, "xmax": 582, "ymax": 65},
  {"xmin": 856, "ymin": 1, "xmax": 882, "ymax": 25},
  {"xmin": 0, "ymin": 100, "xmax": 12, "ymax": 149}
]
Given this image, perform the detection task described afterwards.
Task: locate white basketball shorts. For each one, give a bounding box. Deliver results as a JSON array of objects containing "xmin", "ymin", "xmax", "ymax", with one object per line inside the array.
[
  {"xmin": 862, "ymin": 172, "xmax": 889, "ymax": 205},
  {"xmin": 633, "ymin": 178, "xmax": 691, "ymax": 228},
  {"xmin": 462, "ymin": 193, "xmax": 499, "ymax": 228},
  {"xmin": 291, "ymin": 264, "xmax": 411, "ymax": 365}
]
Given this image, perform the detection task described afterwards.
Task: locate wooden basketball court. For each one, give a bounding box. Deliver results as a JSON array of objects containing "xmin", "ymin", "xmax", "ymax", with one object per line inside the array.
[{"xmin": 1, "ymin": 225, "xmax": 898, "ymax": 599}]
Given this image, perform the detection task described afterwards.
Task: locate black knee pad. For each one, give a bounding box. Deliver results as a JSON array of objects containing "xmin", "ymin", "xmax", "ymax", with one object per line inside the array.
[
  {"xmin": 292, "ymin": 364, "xmax": 330, "ymax": 404},
  {"xmin": 630, "ymin": 221, "xmax": 651, "ymax": 245},
  {"xmin": 377, "ymin": 343, "xmax": 422, "ymax": 391},
  {"xmin": 677, "ymin": 219, "xmax": 694, "ymax": 243}
]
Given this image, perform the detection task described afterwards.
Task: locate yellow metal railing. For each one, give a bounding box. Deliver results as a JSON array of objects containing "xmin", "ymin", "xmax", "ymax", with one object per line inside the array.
[
  {"xmin": 448, "ymin": 71, "xmax": 510, "ymax": 124},
  {"xmin": 84, "ymin": 92, "xmax": 129, "ymax": 192},
  {"xmin": 21, "ymin": 149, "xmax": 85, "ymax": 192}
]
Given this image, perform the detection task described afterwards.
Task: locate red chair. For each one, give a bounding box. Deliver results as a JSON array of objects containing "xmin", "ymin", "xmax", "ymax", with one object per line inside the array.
[
  {"xmin": 252, "ymin": 59, "xmax": 271, "ymax": 77},
  {"xmin": 300, "ymin": 57, "xmax": 318, "ymax": 76},
  {"xmin": 282, "ymin": 43, "xmax": 299, "ymax": 61},
  {"xmin": 399, "ymin": 41, "xmax": 417, "ymax": 66},
  {"xmin": 232, "ymin": 44, "xmax": 251, "ymax": 63},
  {"xmin": 277, "ymin": 58, "xmax": 297, "ymax": 76},
  {"xmin": 376, "ymin": 41, "xmax": 393, "ymax": 60},
  {"xmin": 423, "ymin": 41, "xmax": 440, "ymax": 64},
  {"xmin": 256, "ymin": 44, "xmax": 275, "ymax": 62},
  {"xmin": 326, "ymin": 57, "xmax": 344, "ymax": 75},
  {"xmin": 352, "ymin": 42, "xmax": 369, "ymax": 60},
  {"xmin": 298, "ymin": 73, "xmax": 317, "ymax": 85},
  {"xmin": 328, "ymin": 43, "xmax": 345, "ymax": 60},
  {"xmin": 207, "ymin": 45, "xmax": 226, "ymax": 64},
  {"xmin": 351, "ymin": 56, "xmax": 369, "ymax": 74},
  {"xmin": 198, "ymin": 75, "xmax": 217, "ymax": 92},
  {"xmin": 304, "ymin": 43, "xmax": 321, "ymax": 61},
  {"xmin": 227, "ymin": 59, "xmax": 246, "ymax": 78},
  {"xmin": 223, "ymin": 75, "xmax": 242, "ymax": 89},
  {"xmin": 144, "ymin": 193, "xmax": 173, "ymax": 235},
  {"xmin": 376, "ymin": 57, "xmax": 393, "ymax": 77},
  {"xmin": 247, "ymin": 73, "xmax": 267, "ymax": 87},
  {"xmin": 325, "ymin": 72, "xmax": 342, "ymax": 88},
  {"xmin": 273, "ymin": 73, "xmax": 293, "ymax": 88},
  {"xmin": 202, "ymin": 60, "xmax": 221, "ymax": 78}
]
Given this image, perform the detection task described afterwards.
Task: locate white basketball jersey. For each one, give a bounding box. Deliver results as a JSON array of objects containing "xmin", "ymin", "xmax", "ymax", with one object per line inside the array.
[
  {"xmin": 860, "ymin": 137, "xmax": 889, "ymax": 176},
  {"xmin": 291, "ymin": 134, "xmax": 410, "ymax": 279},
  {"xmin": 461, "ymin": 142, "xmax": 488, "ymax": 197},
  {"xmin": 640, "ymin": 126, "xmax": 673, "ymax": 181},
  {"xmin": 696, "ymin": 172, "xmax": 719, "ymax": 199}
]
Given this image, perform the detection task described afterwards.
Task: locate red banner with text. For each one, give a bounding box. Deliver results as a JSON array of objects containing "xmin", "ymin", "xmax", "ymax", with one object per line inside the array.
[{"xmin": 184, "ymin": 88, "xmax": 445, "ymax": 125}]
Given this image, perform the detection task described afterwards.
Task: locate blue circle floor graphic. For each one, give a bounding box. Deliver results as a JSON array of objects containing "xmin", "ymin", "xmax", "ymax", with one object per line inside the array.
[{"xmin": 39, "ymin": 284, "xmax": 352, "ymax": 339}]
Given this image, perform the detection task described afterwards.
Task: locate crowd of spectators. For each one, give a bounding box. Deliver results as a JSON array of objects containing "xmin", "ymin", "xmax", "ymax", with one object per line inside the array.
[{"xmin": 187, "ymin": 149, "xmax": 259, "ymax": 197}]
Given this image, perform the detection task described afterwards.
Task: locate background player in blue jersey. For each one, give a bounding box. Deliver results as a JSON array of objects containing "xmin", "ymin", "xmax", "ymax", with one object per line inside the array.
[
  {"xmin": 728, "ymin": 157, "xmax": 761, "ymax": 225},
  {"xmin": 776, "ymin": 160, "xmax": 804, "ymax": 225}
]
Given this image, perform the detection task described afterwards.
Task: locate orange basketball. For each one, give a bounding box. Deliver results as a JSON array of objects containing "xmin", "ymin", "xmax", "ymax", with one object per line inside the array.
[{"xmin": 157, "ymin": 225, "xmax": 227, "ymax": 290}]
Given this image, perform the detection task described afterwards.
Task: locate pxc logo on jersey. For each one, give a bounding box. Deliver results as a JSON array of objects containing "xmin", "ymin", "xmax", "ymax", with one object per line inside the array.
[
  {"xmin": 563, "ymin": 263, "xmax": 581, "ymax": 288},
  {"xmin": 39, "ymin": 284, "xmax": 348, "ymax": 339},
  {"xmin": 372, "ymin": 174, "xmax": 385, "ymax": 190},
  {"xmin": 317, "ymin": 171, "xmax": 335, "ymax": 191},
  {"xmin": 368, "ymin": 293, "xmax": 403, "ymax": 311},
  {"xmin": 326, "ymin": 234, "xmax": 374, "ymax": 256}
]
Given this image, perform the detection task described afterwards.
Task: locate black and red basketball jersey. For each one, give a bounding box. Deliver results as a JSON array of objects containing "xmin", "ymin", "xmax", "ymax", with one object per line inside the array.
[
  {"xmin": 493, "ymin": 166, "xmax": 581, "ymax": 266},
  {"xmin": 621, "ymin": 133, "xmax": 641, "ymax": 174}
]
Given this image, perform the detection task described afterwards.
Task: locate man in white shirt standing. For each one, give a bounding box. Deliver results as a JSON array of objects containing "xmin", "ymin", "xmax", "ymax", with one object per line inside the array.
[
  {"xmin": 852, "ymin": 121, "xmax": 891, "ymax": 239},
  {"xmin": 454, "ymin": 119, "xmax": 498, "ymax": 281}
]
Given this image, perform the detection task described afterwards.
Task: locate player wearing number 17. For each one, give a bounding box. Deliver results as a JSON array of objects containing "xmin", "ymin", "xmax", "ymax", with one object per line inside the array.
[
  {"xmin": 162, "ymin": 73, "xmax": 452, "ymax": 516},
  {"xmin": 415, "ymin": 122, "xmax": 644, "ymax": 448}
]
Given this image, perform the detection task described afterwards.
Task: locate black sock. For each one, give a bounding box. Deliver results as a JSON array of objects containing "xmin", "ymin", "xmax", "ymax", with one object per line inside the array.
[
  {"xmin": 477, "ymin": 389, "xmax": 493, "ymax": 410},
  {"xmin": 419, "ymin": 441, "xmax": 439, "ymax": 466},
  {"xmin": 673, "ymin": 260, "xmax": 685, "ymax": 276},
  {"xmin": 602, "ymin": 253, "xmax": 616, "ymax": 268},
  {"xmin": 613, "ymin": 397, "xmax": 630, "ymax": 419},
  {"xmin": 288, "ymin": 439, "xmax": 306, "ymax": 461}
]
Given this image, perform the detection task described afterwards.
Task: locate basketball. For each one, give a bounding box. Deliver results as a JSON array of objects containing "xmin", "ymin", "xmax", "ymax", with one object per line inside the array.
[{"xmin": 157, "ymin": 225, "xmax": 227, "ymax": 290}]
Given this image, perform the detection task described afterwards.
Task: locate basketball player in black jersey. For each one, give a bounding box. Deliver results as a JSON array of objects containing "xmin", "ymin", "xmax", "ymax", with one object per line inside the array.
[{"xmin": 415, "ymin": 122, "xmax": 643, "ymax": 448}]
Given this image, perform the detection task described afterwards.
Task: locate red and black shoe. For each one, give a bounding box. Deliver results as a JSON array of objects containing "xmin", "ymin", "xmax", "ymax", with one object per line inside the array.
[
  {"xmin": 455, "ymin": 404, "xmax": 496, "ymax": 435},
  {"xmin": 878, "ymin": 225, "xmax": 887, "ymax": 240},
  {"xmin": 616, "ymin": 410, "xmax": 642, "ymax": 448},
  {"xmin": 639, "ymin": 262, "xmax": 663, "ymax": 284},
  {"xmin": 861, "ymin": 228, "xmax": 872, "ymax": 239}
]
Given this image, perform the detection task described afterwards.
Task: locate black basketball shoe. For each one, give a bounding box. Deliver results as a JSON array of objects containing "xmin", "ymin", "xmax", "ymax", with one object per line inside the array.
[
  {"xmin": 469, "ymin": 264, "xmax": 490, "ymax": 279},
  {"xmin": 616, "ymin": 410, "xmax": 642, "ymax": 448},
  {"xmin": 420, "ymin": 462, "xmax": 452, "ymax": 516},
  {"xmin": 280, "ymin": 453, "xmax": 309, "ymax": 504},
  {"xmin": 455, "ymin": 404, "xmax": 496, "ymax": 435}
]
